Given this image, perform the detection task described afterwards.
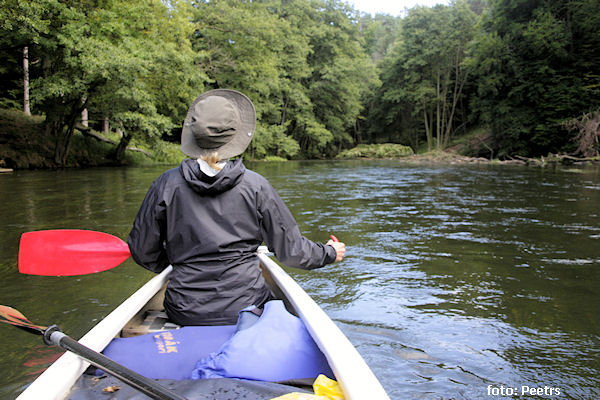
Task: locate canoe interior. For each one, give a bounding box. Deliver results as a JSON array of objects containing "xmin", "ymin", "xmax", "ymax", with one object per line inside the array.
[
  {"xmin": 67, "ymin": 375, "xmax": 313, "ymax": 400},
  {"xmin": 120, "ymin": 262, "xmax": 297, "ymax": 337},
  {"xmin": 19, "ymin": 253, "xmax": 389, "ymax": 400},
  {"xmin": 65, "ymin": 262, "xmax": 317, "ymax": 399}
]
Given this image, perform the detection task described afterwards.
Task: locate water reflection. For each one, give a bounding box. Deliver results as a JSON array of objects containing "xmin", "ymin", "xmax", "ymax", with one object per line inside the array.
[
  {"xmin": 1, "ymin": 161, "xmax": 599, "ymax": 399},
  {"xmin": 259, "ymin": 161, "xmax": 600, "ymax": 399}
]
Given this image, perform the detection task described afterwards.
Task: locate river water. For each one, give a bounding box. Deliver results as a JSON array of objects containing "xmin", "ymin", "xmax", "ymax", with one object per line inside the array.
[{"xmin": 0, "ymin": 160, "xmax": 598, "ymax": 399}]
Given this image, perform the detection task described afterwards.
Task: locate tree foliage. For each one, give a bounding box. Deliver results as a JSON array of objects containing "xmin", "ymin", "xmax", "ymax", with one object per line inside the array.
[
  {"xmin": 366, "ymin": 2, "xmax": 477, "ymax": 151},
  {"xmin": 1, "ymin": 0, "xmax": 599, "ymax": 164},
  {"xmin": 468, "ymin": 0, "xmax": 600, "ymax": 157},
  {"xmin": 189, "ymin": 0, "xmax": 378, "ymax": 158},
  {"xmin": 1, "ymin": 0, "xmax": 202, "ymax": 165}
]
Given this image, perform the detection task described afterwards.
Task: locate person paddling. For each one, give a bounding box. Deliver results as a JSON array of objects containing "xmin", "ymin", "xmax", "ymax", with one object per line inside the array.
[{"xmin": 127, "ymin": 89, "xmax": 345, "ymax": 326}]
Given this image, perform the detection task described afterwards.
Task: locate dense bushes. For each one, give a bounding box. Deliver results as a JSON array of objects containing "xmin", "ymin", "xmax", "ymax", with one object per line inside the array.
[
  {"xmin": 1, "ymin": 0, "xmax": 598, "ymax": 167},
  {"xmin": 337, "ymin": 144, "xmax": 414, "ymax": 159}
]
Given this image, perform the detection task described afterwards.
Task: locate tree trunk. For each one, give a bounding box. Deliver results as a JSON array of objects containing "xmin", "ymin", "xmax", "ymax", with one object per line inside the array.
[
  {"xmin": 443, "ymin": 48, "xmax": 469, "ymax": 148},
  {"xmin": 280, "ymin": 97, "xmax": 289, "ymax": 125},
  {"xmin": 113, "ymin": 132, "xmax": 132, "ymax": 163},
  {"xmin": 45, "ymin": 118, "xmax": 62, "ymax": 165},
  {"xmin": 103, "ymin": 115, "xmax": 110, "ymax": 133},
  {"xmin": 81, "ymin": 109, "xmax": 88, "ymax": 127},
  {"xmin": 444, "ymin": 71, "xmax": 467, "ymax": 149},
  {"xmin": 439, "ymin": 65, "xmax": 451, "ymax": 149},
  {"xmin": 423, "ymin": 107, "xmax": 432, "ymax": 151},
  {"xmin": 354, "ymin": 118, "xmax": 361, "ymax": 144},
  {"xmin": 81, "ymin": 97, "xmax": 88, "ymax": 127},
  {"xmin": 50, "ymin": 98, "xmax": 88, "ymax": 166},
  {"xmin": 53, "ymin": 120, "xmax": 76, "ymax": 166},
  {"xmin": 23, "ymin": 46, "xmax": 30, "ymax": 116},
  {"xmin": 435, "ymin": 67, "xmax": 440, "ymax": 150}
]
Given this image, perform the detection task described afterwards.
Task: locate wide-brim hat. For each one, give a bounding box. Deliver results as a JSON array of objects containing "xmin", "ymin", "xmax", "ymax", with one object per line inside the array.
[{"xmin": 181, "ymin": 89, "xmax": 256, "ymax": 159}]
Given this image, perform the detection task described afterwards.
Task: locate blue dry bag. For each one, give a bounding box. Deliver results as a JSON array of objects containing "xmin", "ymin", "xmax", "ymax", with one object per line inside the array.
[
  {"xmin": 191, "ymin": 300, "xmax": 333, "ymax": 382},
  {"xmin": 100, "ymin": 325, "xmax": 236, "ymax": 380}
]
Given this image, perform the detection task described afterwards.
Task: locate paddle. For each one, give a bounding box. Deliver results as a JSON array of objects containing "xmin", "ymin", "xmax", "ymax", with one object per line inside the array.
[
  {"xmin": 19, "ymin": 229, "xmax": 340, "ymax": 276},
  {"xmin": 0, "ymin": 305, "xmax": 187, "ymax": 400},
  {"xmin": 18, "ymin": 229, "xmax": 131, "ymax": 276}
]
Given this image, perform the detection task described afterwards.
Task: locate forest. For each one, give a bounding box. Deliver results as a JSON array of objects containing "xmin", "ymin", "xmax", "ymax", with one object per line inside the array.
[{"xmin": 0, "ymin": 0, "xmax": 599, "ymax": 167}]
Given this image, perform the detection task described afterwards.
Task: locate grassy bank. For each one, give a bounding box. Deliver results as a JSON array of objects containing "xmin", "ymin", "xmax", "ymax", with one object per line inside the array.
[
  {"xmin": 0, "ymin": 109, "xmax": 54, "ymax": 169},
  {"xmin": 4, "ymin": 110, "xmax": 595, "ymax": 170},
  {"xmin": 336, "ymin": 143, "xmax": 414, "ymax": 159},
  {"xmin": 0, "ymin": 109, "xmax": 184, "ymax": 169}
]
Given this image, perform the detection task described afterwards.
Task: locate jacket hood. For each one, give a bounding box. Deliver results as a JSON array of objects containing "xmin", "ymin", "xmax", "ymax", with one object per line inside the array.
[{"xmin": 179, "ymin": 158, "xmax": 246, "ymax": 195}]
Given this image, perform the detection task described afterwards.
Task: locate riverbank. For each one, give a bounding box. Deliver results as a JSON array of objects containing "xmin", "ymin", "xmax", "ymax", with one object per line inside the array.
[
  {"xmin": 334, "ymin": 146, "xmax": 600, "ymax": 168},
  {"xmin": 0, "ymin": 109, "xmax": 183, "ymax": 169},
  {"xmin": 335, "ymin": 139, "xmax": 599, "ymax": 168},
  {"xmin": 2, "ymin": 109, "xmax": 598, "ymax": 170},
  {"xmin": 400, "ymin": 150, "xmax": 600, "ymax": 167}
]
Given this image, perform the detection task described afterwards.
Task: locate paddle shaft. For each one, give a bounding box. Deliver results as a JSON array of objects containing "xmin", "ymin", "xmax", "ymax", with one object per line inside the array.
[{"xmin": 44, "ymin": 326, "xmax": 187, "ymax": 400}]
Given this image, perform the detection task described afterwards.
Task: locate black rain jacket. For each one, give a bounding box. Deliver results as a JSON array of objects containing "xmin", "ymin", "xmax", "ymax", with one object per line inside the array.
[{"xmin": 127, "ymin": 158, "xmax": 336, "ymax": 326}]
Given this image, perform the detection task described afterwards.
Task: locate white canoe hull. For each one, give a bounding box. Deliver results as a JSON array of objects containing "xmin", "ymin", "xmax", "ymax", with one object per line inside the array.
[
  {"xmin": 18, "ymin": 250, "xmax": 389, "ymax": 400},
  {"xmin": 18, "ymin": 265, "xmax": 173, "ymax": 400}
]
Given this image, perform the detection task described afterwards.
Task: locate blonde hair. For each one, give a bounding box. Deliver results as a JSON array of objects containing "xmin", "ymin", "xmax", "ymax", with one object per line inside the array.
[{"xmin": 200, "ymin": 152, "xmax": 224, "ymax": 171}]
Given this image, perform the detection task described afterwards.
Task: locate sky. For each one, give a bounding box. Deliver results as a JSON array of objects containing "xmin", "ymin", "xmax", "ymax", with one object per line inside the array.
[{"xmin": 347, "ymin": 0, "xmax": 449, "ymax": 16}]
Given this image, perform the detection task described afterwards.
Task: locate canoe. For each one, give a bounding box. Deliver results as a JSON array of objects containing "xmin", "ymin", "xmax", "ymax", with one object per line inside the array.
[{"xmin": 17, "ymin": 247, "xmax": 389, "ymax": 400}]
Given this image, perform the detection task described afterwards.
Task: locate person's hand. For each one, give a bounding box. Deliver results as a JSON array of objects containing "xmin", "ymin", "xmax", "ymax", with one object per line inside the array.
[{"xmin": 326, "ymin": 239, "xmax": 346, "ymax": 262}]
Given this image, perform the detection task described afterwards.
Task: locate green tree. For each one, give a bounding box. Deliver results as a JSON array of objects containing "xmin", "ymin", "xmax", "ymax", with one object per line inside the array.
[
  {"xmin": 190, "ymin": 0, "xmax": 377, "ymax": 159},
  {"xmin": 189, "ymin": 0, "xmax": 300, "ymax": 158},
  {"xmin": 0, "ymin": 0, "xmax": 201, "ymax": 166},
  {"xmin": 469, "ymin": 0, "xmax": 600, "ymax": 157},
  {"xmin": 87, "ymin": 0, "xmax": 203, "ymax": 163},
  {"xmin": 280, "ymin": 0, "xmax": 378, "ymax": 157},
  {"xmin": 359, "ymin": 13, "xmax": 402, "ymax": 65},
  {"xmin": 0, "ymin": 0, "xmax": 386, "ymax": 164},
  {"xmin": 370, "ymin": 2, "xmax": 477, "ymax": 151},
  {"xmin": 0, "ymin": 0, "xmax": 58, "ymax": 111}
]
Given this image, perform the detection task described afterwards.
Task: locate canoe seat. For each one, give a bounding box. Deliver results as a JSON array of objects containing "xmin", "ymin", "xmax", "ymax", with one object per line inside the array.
[{"xmin": 121, "ymin": 310, "xmax": 180, "ymax": 338}]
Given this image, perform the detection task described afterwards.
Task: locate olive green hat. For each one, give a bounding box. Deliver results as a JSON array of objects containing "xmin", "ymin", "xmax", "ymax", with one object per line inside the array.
[{"xmin": 181, "ymin": 89, "xmax": 256, "ymax": 159}]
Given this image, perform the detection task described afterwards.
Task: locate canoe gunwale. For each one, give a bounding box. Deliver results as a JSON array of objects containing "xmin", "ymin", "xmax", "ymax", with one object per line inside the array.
[
  {"xmin": 16, "ymin": 266, "xmax": 173, "ymax": 400},
  {"xmin": 257, "ymin": 249, "xmax": 389, "ymax": 400},
  {"xmin": 18, "ymin": 250, "xmax": 389, "ymax": 400}
]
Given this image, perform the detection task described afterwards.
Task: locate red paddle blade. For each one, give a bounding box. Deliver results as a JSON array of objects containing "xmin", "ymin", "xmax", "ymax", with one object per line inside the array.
[{"xmin": 19, "ymin": 230, "xmax": 131, "ymax": 276}]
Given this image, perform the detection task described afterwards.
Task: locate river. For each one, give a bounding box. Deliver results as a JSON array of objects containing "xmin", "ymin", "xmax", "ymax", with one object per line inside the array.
[{"xmin": 0, "ymin": 160, "xmax": 599, "ymax": 399}]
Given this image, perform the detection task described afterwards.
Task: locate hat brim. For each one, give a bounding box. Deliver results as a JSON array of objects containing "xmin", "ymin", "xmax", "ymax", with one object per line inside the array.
[{"xmin": 181, "ymin": 89, "xmax": 256, "ymax": 159}]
